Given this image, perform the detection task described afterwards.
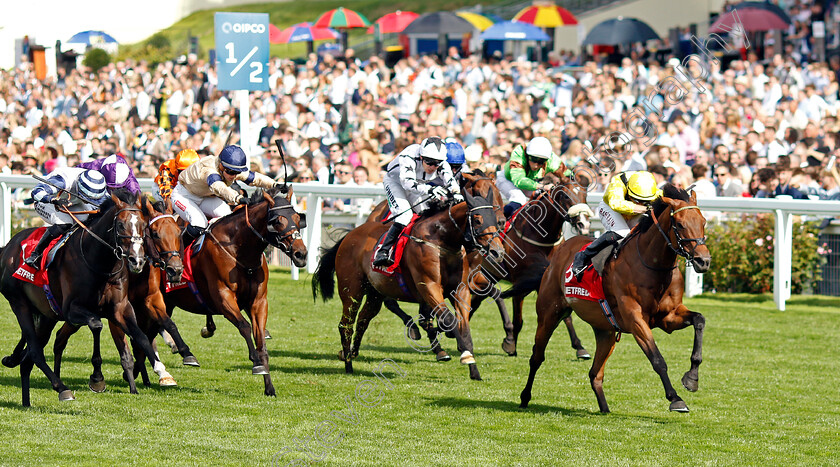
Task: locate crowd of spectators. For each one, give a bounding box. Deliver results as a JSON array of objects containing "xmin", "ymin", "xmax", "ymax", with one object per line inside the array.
[{"xmin": 4, "ymin": 1, "xmax": 840, "ymax": 219}]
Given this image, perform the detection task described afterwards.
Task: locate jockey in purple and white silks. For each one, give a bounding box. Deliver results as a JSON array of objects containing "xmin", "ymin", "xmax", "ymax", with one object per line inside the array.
[{"xmin": 79, "ymin": 153, "xmax": 141, "ymax": 194}]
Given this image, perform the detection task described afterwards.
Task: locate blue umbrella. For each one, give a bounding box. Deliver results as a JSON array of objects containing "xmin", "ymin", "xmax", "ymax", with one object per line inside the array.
[
  {"xmin": 480, "ymin": 21, "xmax": 550, "ymax": 41},
  {"xmin": 67, "ymin": 30, "xmax": 118, "ymax": 45}
]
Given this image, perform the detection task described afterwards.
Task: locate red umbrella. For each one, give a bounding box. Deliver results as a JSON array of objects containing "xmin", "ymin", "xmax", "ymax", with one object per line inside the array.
[
  {"xmin": 366, "ymin": 10, "xmax": 419, "ymax": 34},
  {"xmin": 272, "ymin": 22, "xmax": 340, "ymax": 44},
  {"xmin": 313, "ymin": 7, "xmax": 371, "ymax": 29},
  {"xmin": 512, "ymin": 4, "xmax": 578, "ymax": 27},
  {"xmin": 709, "ymin": 3, "xmax": 791, "ymax": 33}
]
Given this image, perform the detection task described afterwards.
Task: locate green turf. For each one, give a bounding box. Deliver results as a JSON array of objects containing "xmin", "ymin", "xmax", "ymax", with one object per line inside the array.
[
  {"xmin": 132, "ymin": 0, "xmax": 506, "ymax": 59},
  {"xmin": 0, "ymin": 270, "xmax": 838, "ymax": 466}
]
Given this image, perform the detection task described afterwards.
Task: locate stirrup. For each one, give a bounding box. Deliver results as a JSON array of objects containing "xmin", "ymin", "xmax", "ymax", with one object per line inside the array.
[
  {"xmin": 373, "ymin": 249, "xmax": 394, "ymax": 267},
  {"xmin": 572, "ymin": 265, "xmax": 587, "ymax": 281},
  {"xmin": 24, "ymin": 256, "xmax": 41, "ymax": 269}
]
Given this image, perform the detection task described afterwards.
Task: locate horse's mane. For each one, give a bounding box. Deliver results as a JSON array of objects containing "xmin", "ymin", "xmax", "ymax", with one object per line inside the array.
[
  {"xmin": 633, "ymin": 184, "xmax": 690, "ymax": 234},
  {"xmin": 247, "ymin": 186, "xmax": 285, "ymax": 205}
]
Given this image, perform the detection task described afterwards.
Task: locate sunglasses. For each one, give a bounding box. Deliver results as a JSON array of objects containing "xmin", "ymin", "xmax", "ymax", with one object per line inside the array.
[
  {"xmin": 422, "ymin": 158, "xmax": 441, "ymax": 167},
  {"xmin": 338, "ymin": 170, "xmax": 352, "ymax": 175},
  {"xmin": 223, "ymin": 168, "xmax": 240, "ymax": 176}
]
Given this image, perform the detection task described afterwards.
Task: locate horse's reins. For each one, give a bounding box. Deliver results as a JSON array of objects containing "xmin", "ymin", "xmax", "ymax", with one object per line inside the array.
[
  {"xmin": 62, "ymin": 205, "xmax": 143, "ymax": 276},
  {"xmin": 445, "ymin": 196, "xmax": 500, "ymax": 257},
  {"xmin": 637, "ymin": 205, "xmax": 706, "ymax": 271},
  {"xmin": 146, "ymin": 213, "xmax": 181, "ymax": 271},
  {"xmin": 514, "ymin": 183, "xmax": 587, "ymax": 247}
]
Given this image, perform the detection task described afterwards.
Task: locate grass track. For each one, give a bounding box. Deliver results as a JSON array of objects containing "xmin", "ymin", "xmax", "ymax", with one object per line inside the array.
[{"xmin": 0, "ymin": 270, "xmax": 838, "ymax": 465}]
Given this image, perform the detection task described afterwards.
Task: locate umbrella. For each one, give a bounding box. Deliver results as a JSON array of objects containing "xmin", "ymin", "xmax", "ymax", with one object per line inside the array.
[
  {"xmin": 512, "ymin": 5, "xmax": 578, "ymax": 27},
  {"xmin": 456, "ymin": 12, "xmax": 495, "ymax": 31},
  {"xmin": 709, "ymin": 1, "xmax": 792, "ymax": 33},
  {"xmin": 366, "ymin": 10, "xmax": 419, "ymax": 34},
  {"xmin": 67, "ymin": 30, "xmax": 118, "ymax": 45},
  {"xmin": 313, "ymin": 7, "xmax": 371, "ymax": 29},
  {"xmin": 402, "ymin": 11, "xmax": 475, "ymax": 35},
  {"xmin": 480, "ymin": 21, "xmax": 550, "ymax": 41},
  {"xmin": 272, "ymin": 22, "xmax": 339, "ymax": 44},
  {"xmin": 582, "ymin": 17, "xmax": 660, "ymax": 45}
]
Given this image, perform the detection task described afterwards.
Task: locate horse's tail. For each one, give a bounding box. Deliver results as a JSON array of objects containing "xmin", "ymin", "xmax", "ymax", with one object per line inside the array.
[
  {"xmin": 500, "ymin": 256, "xmax": 550, "ymax": 299},
  {"xmin": 312, "ymin": 233, "xmax": 348, "ymax": 302}
]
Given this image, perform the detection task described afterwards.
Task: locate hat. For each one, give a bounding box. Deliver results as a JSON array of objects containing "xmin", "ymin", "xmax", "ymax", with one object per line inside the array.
[
  {"xmin": 24, "ymin": 149, "xmax": 38, "ymax": 160},
  {"xmin": 667, "ymin": 57, "xmax": 681, "ymax": 68},
  {"xmin": 464, "ymin": 144, "xmax": 483, "ymax": 162}
]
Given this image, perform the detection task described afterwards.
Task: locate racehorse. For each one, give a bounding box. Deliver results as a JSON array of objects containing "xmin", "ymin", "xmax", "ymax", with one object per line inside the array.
[
  {"xmin": 162, "ymin": 186, "xmax": 307, "ymax": 396},
  {"xmin": 313, "ymin": 173, "xmax": 505, "ymax": 380},
  {"xmin": 50, "ymin": 195, "xmax": 188, "ymax": 393},
  {"xmin": 0, "ymin": 189, "xmax": 174, "ymax": 406},
  {"xmin": 517, "ymin": 185, "xmax": 711, "ymax": 412}
]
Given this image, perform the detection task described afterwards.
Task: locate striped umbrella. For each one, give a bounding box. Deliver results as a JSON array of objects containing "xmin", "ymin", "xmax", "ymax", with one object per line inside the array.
[
  {"xmin": 272, "ymin": 22, "xmax": 339, "ymax": 44},
  {"xmin": 512, "ymin": 5, "xmax": 578, "ymax": 27},
  {"xmin": 313, "ymin": 7, "xmax": 372, "ymax": 29},
  {"xmin": 366, "ymin": 10, "xmax": 419, "ymax": 34},
  {"xmin": 455, "ymin": 12, "xmax": 495, "ymax": 31}
]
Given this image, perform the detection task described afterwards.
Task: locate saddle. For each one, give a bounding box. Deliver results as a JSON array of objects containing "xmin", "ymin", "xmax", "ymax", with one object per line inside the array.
[
  {"xmin": 371, "ymin": 213, "xmax": 421, "ymax": 277},
  {"xmin": 13, "ymin": 227, "xmax": 75, "ymax": 286}
]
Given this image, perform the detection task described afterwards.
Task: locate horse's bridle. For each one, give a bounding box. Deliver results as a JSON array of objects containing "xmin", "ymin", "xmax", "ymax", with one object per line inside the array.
[
  {"xmin": 644, "ymin": 204, "xmax": 707, "ymax": 269},
  {"xmin": 516, "ymin": 182, "xmax": 588, "ymax": 247},
  {"xmin": 244, "ymin": 199, "xmax": 303, "ymax": 254},
  {"xmin": 146, "ymin": 213, "xmax": 181, "ymax": 271},
  {"xmin": 448, "ymin": 195, "xmax": 500, "ymax": 257},
  {"xmin": 67, "ymin": 206, "xmax": 145, "ymax": 276}
]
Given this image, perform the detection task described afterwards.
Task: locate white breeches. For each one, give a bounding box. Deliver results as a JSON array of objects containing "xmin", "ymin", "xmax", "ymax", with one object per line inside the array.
[
  {"xmin": 596, "ymin": 201, "xmax": 643, "ymax": 237},
  {"xmin": 495, "ymin": 170, "xmax": 530, "ymax": 205},
  {"xmin": 383, "ymin": 173, "xmax": 429, "ymax": 225},
  {"xmin": 34, "ymin": 202, "xmax": 90, "ymax": 225},
  {"xmin": 171, "ymin": 184, "xmax": 231, "ymax": 228}
]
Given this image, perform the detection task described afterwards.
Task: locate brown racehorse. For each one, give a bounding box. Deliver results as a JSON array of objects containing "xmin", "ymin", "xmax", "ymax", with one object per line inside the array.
[
  {"xmin": 0, "ymin": 189, "xmax": 173, "ymax": 406},
  {"xmin": 313, "ymin": 173, "xmax": 505, "ymax": 380},
  {"xmin": 50, "ymin": 195, "xmax": 188, "ymax": 393},
  {"xmin": 163, "ymin": 186, "xmax": 307, "ymax": 396},
  {"xmin": 517, "ymin": 185, "xmax": 711, "ymax": 413}
]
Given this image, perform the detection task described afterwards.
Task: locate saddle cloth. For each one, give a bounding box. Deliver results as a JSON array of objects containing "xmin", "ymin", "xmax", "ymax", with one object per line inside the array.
[
  {"xmin": 13, "ymin": 227, "xmax": 71, "ymax": 286},
  {"xmin": 501, "ymin": 204, "xmax": 527, "ymax": 241},
  {"xmin": 371, "ymin": 214, "xmax": 420, "ymax": 277},
  {"xmin": 564, "ymin": 243, "xmax": 606, "ymax": 301},
  {"xmin": 164, "ymin": 241, "xmax": 198, "ymax": 292}
]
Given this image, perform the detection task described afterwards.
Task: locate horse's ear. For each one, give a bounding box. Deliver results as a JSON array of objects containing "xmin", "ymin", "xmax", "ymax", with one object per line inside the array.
[
  {"xmin": 555, "ymin": 162, "xmax": 567, "ymax": 176},
  {"xmin": 689, "ymin": 190, "xmax": 697, "ymax": 205},
  {"xmin": 140, "ymin": 194, "xmax": 150, "ymax": 216},
  {"xmin": 487, "ymin": 170, "xmax": 496, "ymax": 180},
  {"xmin": 461, "ymin": 172, "xmax": 477, "ymax": 184},
  {"xmin": 164, "ymin": 196, "xmax": 174, "ymax": 214},
  {"xmin": 285, "ymin": 185, "xmax": 294, "ymax": 201}
]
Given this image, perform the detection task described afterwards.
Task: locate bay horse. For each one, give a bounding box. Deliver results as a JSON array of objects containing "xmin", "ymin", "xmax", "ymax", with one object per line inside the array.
[
  {"xmin": 517, "ymin": 185, "xmax": 711, "ymax": 413},
  {"xmin": 49, "ymin": 195, "xmax": 188, "ymax": 393},
  {"xmin": 313, "ymin": 173, "xmax": 505, "ymax": 380},
  {"xmin": 0, "ymin": 189, "xmax": 174, "ymax": 406},
  {"xmin": 162, "ymin": 186, "xmax": 307, "ymax": 396}
]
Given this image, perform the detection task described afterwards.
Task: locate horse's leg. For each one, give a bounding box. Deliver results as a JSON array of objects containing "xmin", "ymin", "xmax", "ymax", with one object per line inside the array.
[
  {"xmin": 87, "ymin": 321, "xmax": 108, "ymax": 393},
  {"xmin": 563, "ymin": 317, "xmax": 591, "ymax": 360},
  {"xmin": 248, "ymin": 294, "xmax": 275, "ymax": 397},
  {"xmin": 107, "ymin": 320, "xmax": 138, "ymax": 394},
  {"xmin": 628, "ymin": 316, "xmax": 688, "ymax": 412},
  {"xmin": 337, "ymin": 274, "xmax": 366, "ymax": 375},
  {"xmin": 109, "ymin": 303, "xmax": 177, "ymax": 388},
  {"xmin": 2, "ymin": 336, "xmax": 27, "ymax": 368},
  {"xmin": 659, "ymin": 304, "xmax": 706, "ymax": 393},
  {"xmin": 519, "ymin": 304, "xmax": 566, "ymax": 408},
  {"xmin": 131, "ymin": 335, "xmax": 152, "ymax": 387},
  {"xmin": 383, "ymin": 299, "xmax": 421, "ymax": 341},
  {"xmin": 588, "ymin": 327, "xmax": 618, "ymax": 413},
  {"xmin": 148, "ymin": 292, "xmax": 198, "ymax": 366},
  {"xmin": 11, "ymin": 301, "xmax": 72, "ymax": 405},
  {"xmin": 492, "ymin": 292, "xmax": 517, "ymax": 356},
  {"xmin": 350, "ymin": 294, "xmax": 384, "ymax": 360},
  {"xmin": 160, "ymin": 330, "xmax": 179, "ymax": 353},
  {"xmin": 213, "ymin": 290, "xmax": 263, "ymax": 374},
  {"xmin": 510, "ymin": 294, "xmax": 526, "ymax": 356},
  {"xmin": 201, "ymin": 314, "xmax": 216, "ymax": 338},
  {"xmin": 418, "ymin": 303, "xmax": 449, "ymax": 362},
  {"xmin": 52, "ymin": 322, "xmax": 80, "ymax": 380},
  {"xmin": 449, "ymin": 283, "xmax": 481, "ymax": 380}
]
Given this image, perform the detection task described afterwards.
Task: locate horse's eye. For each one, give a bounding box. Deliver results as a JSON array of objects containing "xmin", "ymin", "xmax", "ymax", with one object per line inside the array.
[{"xmin": 150, "ymin": 232, "xmax": 160, "ymax": 240}]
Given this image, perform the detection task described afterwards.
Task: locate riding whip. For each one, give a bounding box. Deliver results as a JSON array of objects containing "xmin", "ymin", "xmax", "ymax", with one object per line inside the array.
[
  {"xmin": 30, "ymin": 174, "xmax": 100, "ymax": 206},
  {"xmin": 381, "ymin": 194, "xmax": 436, "ymax": 224},
  {"xmin": 274, "ymin": 138, "xmax": 289, "ymax": 192}
]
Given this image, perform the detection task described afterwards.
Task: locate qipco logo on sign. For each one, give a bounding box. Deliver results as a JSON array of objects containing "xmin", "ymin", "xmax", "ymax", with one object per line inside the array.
[{"xmin": 221, "ymin": 22, "xmax": 266, "ymax": 34}]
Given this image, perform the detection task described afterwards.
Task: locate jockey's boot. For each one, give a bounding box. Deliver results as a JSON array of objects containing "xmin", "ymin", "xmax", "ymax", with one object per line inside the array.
[
  {"xmin": 373, "ymin": 222, "xmax": 405, "ymax": 267},
  {"xmin": 182, "ymin": 224, "xmax": 205, "ymax": 248},
  {"xmin": 571, "ymin": 231, "xmax": 622, "ymax": 281},
  {"xmin": 503, "ymin": 202, "xmax": 522, "ymax": 219},
  {"xmin": 24, "ymin": 224, "xmax": 71, "ymax": 270}
]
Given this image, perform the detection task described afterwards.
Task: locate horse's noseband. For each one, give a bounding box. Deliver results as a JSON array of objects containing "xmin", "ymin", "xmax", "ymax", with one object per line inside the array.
[{"xmin": 146, "ymin": 213, "xmax": 181, "ymax": 270}]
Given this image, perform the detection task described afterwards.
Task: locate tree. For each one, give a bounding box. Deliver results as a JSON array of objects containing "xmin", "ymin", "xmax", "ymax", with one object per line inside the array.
[{"xmin": 83, "ymin": 48, "xmax": 111, "ymax": 72}]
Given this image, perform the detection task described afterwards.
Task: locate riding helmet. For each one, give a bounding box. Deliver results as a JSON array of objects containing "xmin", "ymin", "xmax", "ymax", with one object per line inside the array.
[
  {"xmin": 175, "ymin": 149, "xmax": 200, "ymax": 171},
  {"xmin": 99, "ymin": 154, "xmax": 133, "ymax": 189},
  {"xmin": 420, "ymin": 137, "xmax": 447, "ymax": 161},
  {"xmin": 525, "ymin": 137, "xmax": 552, "ymax": 160},
  {"xmin": 627, "ymin": 172, "xmax": 659, "ymax": 201},
  {"xmin": 219, "ymin": 145, "xmax": 249, "ymax": 173},
  {"xmin": 77, "ymin": 170, "xmax": 108, "ymax": 204},
  {"xmin": 445, "ymin": 141, "xmax": 466, "ymax": 165}
]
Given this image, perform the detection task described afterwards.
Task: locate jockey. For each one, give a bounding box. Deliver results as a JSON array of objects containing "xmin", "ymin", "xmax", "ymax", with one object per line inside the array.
[
  {"xmin": 497, "ymin": 136, "xmax": 563, "ymax": 218},
  {"xmin": 571, "ymin": 171, "xmax": 662, "ymax": 280},
  {"xmin": 373, "ymin": 137, "xmax": 463, "ymax": 267},
  {"xmin": 79, "ymin": 154, "xmax": 141, "ymax": 194},
  {"xmin": 172, "ymin": 144, "xmax": 279, "ymax": 245},
  {"xmin": 445, "ymin": 141, "xmax": 466, "ymax": 176},
  {"xmin": 155, "ymin": 148, "xmax": 200, "ymax": 199},
  {"xmin": 24, "ymin": 168, "xmax": 108, "ymax": 269}
]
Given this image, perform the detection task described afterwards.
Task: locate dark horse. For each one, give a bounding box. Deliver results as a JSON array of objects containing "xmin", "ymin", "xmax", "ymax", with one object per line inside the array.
[
  {"xmin": 0, "ymin": 189, "xmax": 174, "ymax": 406},
  {"xmin": 472, "ymin": 166, "xmax": 591, "ymax": 357},
  {"xmin": 50, "ymin": 195, "xmax": 188, "ymax": 393},
  {"xmin": 163, "ymin": 186, "xmax": 307, "ymax": 396},
  {"xmin": 517, "ymin": 185, "xmax": 711, "ymax": 413},
  {"xmin": 313, "ymin": 173, "xmax": 505, "ymax": 381}
]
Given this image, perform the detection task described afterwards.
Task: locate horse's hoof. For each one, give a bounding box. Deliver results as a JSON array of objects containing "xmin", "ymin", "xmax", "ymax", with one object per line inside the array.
[
  {"xmin": 468, "ymin": 363, "xmax": 482, "ymax": 381},
  {"xmin": 406, "ymin": 323, "xmax": 421, "ymax": 341},
  {"xmin": 459, "ymin": 351, "xmax": 476, "ymax": 365},
  {"xmin": 265, "ymin": 330, "xmax": 272, "ymax": 340},
  {"xmin": 252, "ymin": 365, "xmax": 269, "ymax": 375},
  {"xmin": 669, "ymin": 400, "xmax": 689, "ymax": 412},
  {"xmin": 338, "ymin": 350, "xmax": 345, "ymax": 361},
  {"xmin": 58, "ymin": 390, "xmax": 75, "ymax": 401},
  {"xmin": 681, "ymin": 373, "xmax": 699, "ymax": 392},
  {"xmin": 88, "ymin": 379, "xmax": 106, "ymax": 393},
  {"xmin": 576, "ymin": 348, "xmax": 591, "ymax": 360},
  {"xmin": 344, "ymin": 361, "xmax": 353, "ymax": 374},
  {"xmin": 159, "ymin": 376, "xmax": 178, "ymax": 387},
  {"xmin": 265, "ymin": 388, "xmax": 276, "ymax": 397},
  {"xmin": 2, "ymin": 356, "xmax": 17, "ymax": 368},
  {"xmin": 182, "ymin": 356, "xmax": 200, "ymax": 367},
  {"xmin": 200, "ymin": 327, "xmax": 214, "ymax": 338},
  {"xmin": 502, "ymin": 338, "xmax": 517, "ymax": 356},
  {"xmin": 435, "ymin": 351, "xmax": 451, "ymax": 362}
]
